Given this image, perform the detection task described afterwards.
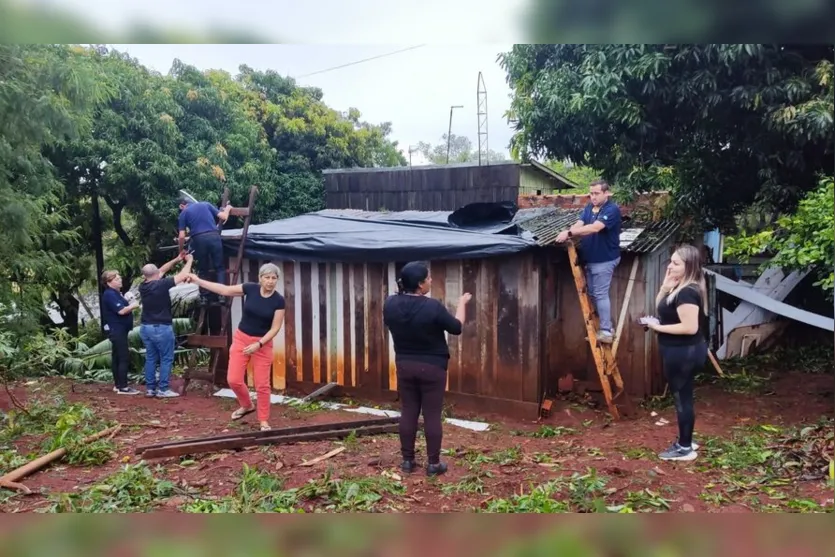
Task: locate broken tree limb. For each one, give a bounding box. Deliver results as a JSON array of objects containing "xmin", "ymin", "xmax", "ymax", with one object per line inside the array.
[
  {"xmin": 0, "ymin": 424, "xmax": 121, "ymax": 492},
  {"xmin": 300, "ymin": 446, "xmax": 345, "ymax": 466}
]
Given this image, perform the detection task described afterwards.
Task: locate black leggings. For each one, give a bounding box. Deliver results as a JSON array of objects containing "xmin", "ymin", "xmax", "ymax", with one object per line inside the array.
[
  {"xmin": 110, "ymin": 330, "xmax": 131, "ymax": 389},
  {"xmin": 396, "ymin": 360, "xmax": 447, "ymax": 464},
  {"xmin": 660, "ymin": 342, "xmax": 707, "ymax": 448}
]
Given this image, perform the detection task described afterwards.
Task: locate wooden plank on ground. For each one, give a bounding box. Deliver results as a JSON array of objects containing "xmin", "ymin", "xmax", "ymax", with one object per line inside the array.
[{"xmin": 139, "ymin": 423, "xmax": 398, "ymax": 459}]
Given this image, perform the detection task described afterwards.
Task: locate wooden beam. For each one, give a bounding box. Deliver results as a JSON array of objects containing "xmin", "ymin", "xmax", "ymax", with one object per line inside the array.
[
  {"xmin": 135, "ymin": 416, "xmax": 398, "ymax": 454},
  {"xmin": 301, "ymin": 382, "xmax": 339, "ymax": 402},
  {"xmin": 612, "ymin": 256, "xmax": 640, "ymax": 358},
  {"xmin": 185, "ymin": 335, "xmax": 229, "ymax": 349},
  {"xmin": 138, "ymin": 423, "xmax": 398, "ymax": 459},
  {"xmin": 228, "ymin": 207, "xmax": 250, "ymax": 218}
]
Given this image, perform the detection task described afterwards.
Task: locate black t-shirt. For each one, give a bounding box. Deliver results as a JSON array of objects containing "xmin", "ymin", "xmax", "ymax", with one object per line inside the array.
[
  {"xmin": 138, "ymin": 277, "xmax": 176, "ymax": 325},
  {"xmin": 383, "ymin": 294, "xmax": 463, "ymax": 370},
  {"xmin": 657, "ymin": 284, "xmax": 708, "ymax": 347},
  {"xmin": 238, "ymin": 283, "xmax": 286, "ymax": 337}
]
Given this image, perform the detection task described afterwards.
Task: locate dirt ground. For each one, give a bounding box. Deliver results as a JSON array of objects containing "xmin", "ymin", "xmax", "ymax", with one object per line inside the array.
[{"xmin": 0, "ymin": 371, "xmax": 832, "ymax": 513}]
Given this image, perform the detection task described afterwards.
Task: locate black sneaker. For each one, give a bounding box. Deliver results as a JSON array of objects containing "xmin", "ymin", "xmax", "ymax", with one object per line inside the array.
[
  {"xmin": 114, "ymin": 387, "xmax": 140, "ymax": 395},
  {"xmin": 426, "ymin": 462, "xmax": 448, "ymax": 477},
  {"xmin": 400, "ymin": 460, "xmax": 417, "ymax": 474}
]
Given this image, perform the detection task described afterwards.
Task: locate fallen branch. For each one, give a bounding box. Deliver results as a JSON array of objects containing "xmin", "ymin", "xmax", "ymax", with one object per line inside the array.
[
  {"xmin": 0, "ymin": 424, "xmax": 121, "ymax": 493},
  {"xmin": 300, "ymin": 446, "xmax": 345, "ymax": 467}
]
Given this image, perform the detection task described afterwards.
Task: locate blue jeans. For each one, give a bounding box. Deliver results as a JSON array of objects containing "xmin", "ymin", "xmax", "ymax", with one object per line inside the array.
[
  {"xmin": 585, "ymin": 257, "xmax": 621, "ymax": 333},
  {"xmin": 139, "ymin": 324, "xmax": 175, "ymax": 392}
]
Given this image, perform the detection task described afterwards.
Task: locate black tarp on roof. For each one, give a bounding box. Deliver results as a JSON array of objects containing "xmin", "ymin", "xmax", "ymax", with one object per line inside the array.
[
  {"xmin": 221, "ymin": 206, "xmax": 539, "ymax": 263},
  {"xmin": 220, "ymin": 203, "xmax": 678, "ymax": 263}
]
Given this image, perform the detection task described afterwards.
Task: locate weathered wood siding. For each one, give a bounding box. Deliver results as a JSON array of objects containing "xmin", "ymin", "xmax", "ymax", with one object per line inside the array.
[
  {"xmin": 543, "ymin": 245, "xmax": 675, "ymax": 399},
  {"xmin": 324, "ymin": 164, "xmax": 521, "ymax": 211},
  {"xmin": 231, "ymin": 253, "xmax": 542, "ymax": 407}
]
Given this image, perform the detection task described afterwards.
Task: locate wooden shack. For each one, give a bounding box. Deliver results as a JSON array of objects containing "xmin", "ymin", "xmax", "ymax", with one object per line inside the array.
[
  {"xmin": 323, "ymin": 160, "xmax": 578, "ymax": 212},
  {"xmin": 220, "ymin": 195, "xmax": 681, "ymax": 417}
]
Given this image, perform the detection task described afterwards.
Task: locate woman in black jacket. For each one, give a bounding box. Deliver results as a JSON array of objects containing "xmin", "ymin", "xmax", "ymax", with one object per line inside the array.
[{"xmin": 383, "ymin": 262, "xmax": 471, "ymax": 476}]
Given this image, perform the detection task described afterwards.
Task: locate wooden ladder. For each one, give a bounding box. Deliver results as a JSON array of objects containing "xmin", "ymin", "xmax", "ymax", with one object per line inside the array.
[
  {"xmin": 565, "ymin": 241, "xmax": 634, "ymax": 419},
  {"xmin": 181, "ymin": 185, "xmax": 258, "ymax": 394}
]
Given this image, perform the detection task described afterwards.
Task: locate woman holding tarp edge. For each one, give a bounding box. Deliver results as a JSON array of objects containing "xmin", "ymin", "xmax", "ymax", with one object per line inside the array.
[{"xmin": 641, "ymin": 244, "xmax": 708, "ymax": 462}]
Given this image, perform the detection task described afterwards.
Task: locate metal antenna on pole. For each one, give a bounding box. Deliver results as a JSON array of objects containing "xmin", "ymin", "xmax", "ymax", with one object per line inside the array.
[{"xmin": 477, "ymin": 71, "xmax": 489, "ymax": 166}]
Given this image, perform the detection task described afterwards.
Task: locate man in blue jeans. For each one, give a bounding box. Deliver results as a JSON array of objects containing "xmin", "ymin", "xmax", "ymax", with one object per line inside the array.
[
  {"xmin": 138, "ymin": 253, "xmax": 193, "ymax": 397},
  {"xmin": 556, "ymin": 179, "xmax": 622, "ymax": 344},
  {"xmin": 177, "ymin": 196, "xmax": 232, "ymax": 305}
]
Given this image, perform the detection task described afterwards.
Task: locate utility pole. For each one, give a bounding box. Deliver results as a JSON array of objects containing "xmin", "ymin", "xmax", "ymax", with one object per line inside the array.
[{"xmin": 446, "ymin": 105, "xmax": 463, "ymax": 164}]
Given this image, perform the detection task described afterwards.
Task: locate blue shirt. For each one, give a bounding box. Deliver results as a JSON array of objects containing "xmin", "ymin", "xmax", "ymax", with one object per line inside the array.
[
  {"xmin": 101, "ymin": 288, "xmax": 133, "ymax": 334},
  {"xmin": 578, "ymin": 200, "xmax": 621, "ymax": 263},
  {"xmin": 178, "ymin": 201, "xmax": 220, "ymax": 236}
]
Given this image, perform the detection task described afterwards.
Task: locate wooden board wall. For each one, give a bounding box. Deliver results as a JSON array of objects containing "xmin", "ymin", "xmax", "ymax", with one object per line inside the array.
[
  {"xmin": 544, "ymin": 251, "xmax": 666, "ymax": 399},
  {"xmin": 233, "ymin": 253, "xmax": 542, "ymax": 406},
  {"xmin": 324, "ymin": 164, "xmax": 521, "ymax": 211}
]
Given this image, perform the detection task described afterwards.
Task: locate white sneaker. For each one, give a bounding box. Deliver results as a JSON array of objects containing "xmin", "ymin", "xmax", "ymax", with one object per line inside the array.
[{"xmin": 155, "ymin": 389, "xmax": 180, "ymax": 398}]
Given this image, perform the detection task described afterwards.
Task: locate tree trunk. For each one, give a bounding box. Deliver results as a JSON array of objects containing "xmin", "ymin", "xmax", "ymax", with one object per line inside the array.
[
  {"xmin": 53, "ymin": 291, "xmax": 80, "ymax": 337},
  {"xmin": 91, "ymin": 191, "xmax": 105, "ymax": 336}
]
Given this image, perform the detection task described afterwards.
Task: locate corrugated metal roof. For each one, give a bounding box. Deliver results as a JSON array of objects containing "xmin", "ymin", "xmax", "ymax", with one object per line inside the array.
[{"xmin": 516, "ymin": 207, "xmax": 679, "ymax": 254}]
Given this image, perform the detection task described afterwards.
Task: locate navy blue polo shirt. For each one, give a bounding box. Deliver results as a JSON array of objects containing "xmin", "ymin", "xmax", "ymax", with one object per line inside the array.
[
  {"xmin": 101, "ymin": 288, "xmax": 133, "ymax": 333},
  {"xmin": 578, "ymin": 200, "xmax": 622, "ymax": 263},
  {"xmin": 178, "ymin": 201, "xmax": 220, "ymax": 236}
]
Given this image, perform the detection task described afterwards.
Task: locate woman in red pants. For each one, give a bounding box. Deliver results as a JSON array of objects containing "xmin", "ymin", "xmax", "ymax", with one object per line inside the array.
[{"xmin": 187, "ymin": 263, "xmax": 285, "ymax": 431}]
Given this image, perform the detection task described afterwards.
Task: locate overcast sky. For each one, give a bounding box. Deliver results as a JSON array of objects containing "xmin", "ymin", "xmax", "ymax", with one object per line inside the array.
[{"xmin": 109, "ymin": 44, "xmax": 519, "ymax": 164}]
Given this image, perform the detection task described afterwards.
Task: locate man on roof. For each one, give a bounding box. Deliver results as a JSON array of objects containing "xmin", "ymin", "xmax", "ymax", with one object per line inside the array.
[
  {"xmin": 177, "ymin": 195, "xmax": 232, "ymax": 305},
  {"xmin": 555, "ymin": 179, "xmax": 622, "ymax": 344}
]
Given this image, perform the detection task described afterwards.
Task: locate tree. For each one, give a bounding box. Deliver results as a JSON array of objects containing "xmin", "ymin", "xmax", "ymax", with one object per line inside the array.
[
  {"xmin": 725, "ymin": 175, "xmax": 834, "ymax": 299},
  {"xmin": 544, "ymin": 160, "xmax": 602, "ymax": 192},
  {"xmin": 499, "ymin": 44, "xmax": 834, "ymax": 229},
  {"xmin": 46, "ymin": 49, "xmax": 281, "ymax": 328},
  {"xmin": 524, "ymin": 0, "xmax": 834, "ymax": 43},
  {"xmin": 415, "ymin": 134, "xmax": 506, "ymax": 165},
  {"xmin": 0, "ymin": 44, "xmax": 108, "ymax": 334}
]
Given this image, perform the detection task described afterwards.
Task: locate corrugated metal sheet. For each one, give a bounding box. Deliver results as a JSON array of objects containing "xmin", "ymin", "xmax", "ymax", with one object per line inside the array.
[
  {"xmin": 516, "ymin": 207, "xmax": 680, "ymax": 254},
  {"xmin": 231, "ymin": 254, "xmax": 543, "ymax": 404},
  {"xmin": 623, "ymin": 219, "xmax": 681, "ymax": 253}
]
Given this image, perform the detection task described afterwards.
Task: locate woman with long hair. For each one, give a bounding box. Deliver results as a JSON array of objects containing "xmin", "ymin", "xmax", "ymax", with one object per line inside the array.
[
  {"xmin": 383, "ymin": 262, "xmax": 471, "ymax": 476},
  {"xmin": 100, "ymin": 270, "xmax": 141, "ymax": 395},
  {"xmin": 644, "ymin": 244, "xmax": 708, "ymax": 461},
  {"xmin": 187, "ymin": 263, "xmax": 285, "ymax": 431}
]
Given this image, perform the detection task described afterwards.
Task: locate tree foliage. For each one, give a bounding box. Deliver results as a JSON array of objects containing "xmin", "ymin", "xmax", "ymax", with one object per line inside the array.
[
  {"xmin": 544, "ymin": 160, "xmax": 602, "ymax": 193},
  {"xmin": 0, "ymin": 44, "xmax": 108, "ymax": 333},
  {"xmin": 725, "ymin": 176, "xmax": 834, "ymax": 299},
  {"xmin": 499, "ymin": 44, "xmax": 834, "ymax": 229},
  {"xmin": 0, "ymin": 44, "xmax": 405, "ymax": 339},
  {"xmin": 415, "ymin": 133, "xmax": 506, "ymax": 165}
]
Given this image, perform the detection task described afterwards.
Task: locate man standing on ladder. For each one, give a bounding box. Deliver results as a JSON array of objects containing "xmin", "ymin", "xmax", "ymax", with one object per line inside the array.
[
  {"xmin": 556, "ymin": 179, "xmax": 622, "ymax": 344},
  {"xmin": 177, "ymin": 195, "xmax": 232, "ymax": 305}
]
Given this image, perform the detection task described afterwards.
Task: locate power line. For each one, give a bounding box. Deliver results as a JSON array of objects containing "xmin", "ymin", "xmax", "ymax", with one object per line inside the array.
[{"xmin": 295, "ymin": 44, "xmax": 427, "ymax": 79}]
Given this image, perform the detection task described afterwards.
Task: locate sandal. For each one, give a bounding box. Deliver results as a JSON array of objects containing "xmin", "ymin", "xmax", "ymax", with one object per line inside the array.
[{"xmin": 231, "ymin": 407, "xmax": 255, "ymax": 420}]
